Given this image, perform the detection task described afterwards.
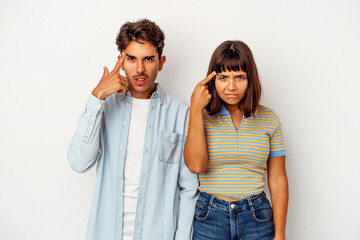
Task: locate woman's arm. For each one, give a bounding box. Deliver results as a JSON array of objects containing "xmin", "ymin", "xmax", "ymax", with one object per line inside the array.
[
  {"xmin": 184, "ymin": 107, "xmax": 208, "ymax": 174},
  {"xmin": 183, "ymin": 72, "xmax": 216, "ymax": 174},
  {"xmin": 267, "ymin": 155, "xmax": 288, "ymax": 240}
]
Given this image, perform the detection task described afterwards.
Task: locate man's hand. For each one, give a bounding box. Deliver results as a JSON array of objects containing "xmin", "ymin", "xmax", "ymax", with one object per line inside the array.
[
  {"xmin": 190, "ymin": 71, "xmax": 216, "ymax": 112},
  {"xmin": 92, "ymin": 53, "xmax": 129, "ymax": 100}
]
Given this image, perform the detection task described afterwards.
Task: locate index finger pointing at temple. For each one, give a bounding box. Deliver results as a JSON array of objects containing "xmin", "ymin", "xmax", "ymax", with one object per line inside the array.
[
  {"xmin": 112, "ymin": 53, "xmax": 126, "ymax": 73},
  {"xmin": 200, "ymin": 71, "xmax": 216, "ymax": 85}
]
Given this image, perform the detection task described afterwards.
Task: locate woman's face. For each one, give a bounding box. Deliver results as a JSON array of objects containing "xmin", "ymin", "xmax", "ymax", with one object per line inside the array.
[{"xmin": 215, "ymin": 69, "xmax": 248, "ymax": 107}]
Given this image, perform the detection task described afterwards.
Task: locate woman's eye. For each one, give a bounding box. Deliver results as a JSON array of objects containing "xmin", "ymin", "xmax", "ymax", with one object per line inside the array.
[
  {"xmin": 219, "ymin": 76, "xmax": 227, "ymax": 80},
  {"xmin": 236, "ymin": 75, "xmax": 246, "ymax": 80}
]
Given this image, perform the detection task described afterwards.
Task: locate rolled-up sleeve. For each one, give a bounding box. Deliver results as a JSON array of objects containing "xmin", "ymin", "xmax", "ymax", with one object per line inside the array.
[{"xmin": 67, "ymin": 94, "xmax": 105, "ymax": 173}]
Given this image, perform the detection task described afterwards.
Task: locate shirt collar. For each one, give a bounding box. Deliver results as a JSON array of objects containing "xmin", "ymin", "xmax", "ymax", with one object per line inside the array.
[
  {"xmin": 217, "ymin": 104, "xmax": 231, "ymax": 116},
  {"xmin": 118, "ymin": 83, "xmax": 165, "ymax": 103},
  {"xmin": 216, "ymin": 104, "xmax": 258, "ymax": 117}
]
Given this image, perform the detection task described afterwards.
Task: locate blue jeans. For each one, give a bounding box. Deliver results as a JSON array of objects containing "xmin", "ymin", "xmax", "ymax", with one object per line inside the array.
[{"xmin": 192, "ymin": 192, "xmax": 275, "ymax": 240}]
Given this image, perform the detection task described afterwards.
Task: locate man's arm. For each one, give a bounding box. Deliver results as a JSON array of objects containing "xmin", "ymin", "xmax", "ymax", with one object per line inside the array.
[
  {"xmin": 174, "ymin": 107, "xmax": 199, "ymax": 240},
  {"xmin": 67, "ymin": 55, "xmax": 128, "ymax": 173},
  {"xmin": 67, "ymin": 94, "xmax": 105, "ymax": 173},
  {"xmin": 174, "ymin": 150, "xmax": 199, "ymax": 240}
]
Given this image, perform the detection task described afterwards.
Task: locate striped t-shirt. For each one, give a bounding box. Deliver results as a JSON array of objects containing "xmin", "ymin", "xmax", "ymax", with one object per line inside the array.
[{"xmin": 186, "ymin": 104, "xmax": 286, "ymax": 199}]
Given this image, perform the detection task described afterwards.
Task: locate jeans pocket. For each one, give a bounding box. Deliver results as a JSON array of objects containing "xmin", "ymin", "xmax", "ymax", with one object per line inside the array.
[
  {"xmin": 194, "ymin": 200, "xmax": 211, "ymax": 221},
  {"xmin": 251, "ymin": 198, "xmax": 273, "ymax": 223},
  {"xmin": 158, "ymin": 131, "xmax": 183, "ymax": 164}
]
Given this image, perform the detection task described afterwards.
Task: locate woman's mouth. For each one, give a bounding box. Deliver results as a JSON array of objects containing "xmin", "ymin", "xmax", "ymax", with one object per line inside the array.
[{"xmin": 225, "ymin": 94, "xmax": 239, "ymax": 98}]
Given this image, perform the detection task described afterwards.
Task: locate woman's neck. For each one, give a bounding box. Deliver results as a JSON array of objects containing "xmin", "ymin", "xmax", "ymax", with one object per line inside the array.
[{"xmin": 224, "ymin": 103, "xmax": 243, "ymax": 115}]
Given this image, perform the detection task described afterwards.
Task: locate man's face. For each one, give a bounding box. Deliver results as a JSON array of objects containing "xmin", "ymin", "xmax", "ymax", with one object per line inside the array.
[{"xmin": 121, "ymin": 40, "xmax": 166, "ymax": 99}]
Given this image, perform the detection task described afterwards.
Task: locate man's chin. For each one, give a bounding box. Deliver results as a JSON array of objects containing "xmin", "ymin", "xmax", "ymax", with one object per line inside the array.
[{"xmin": 128, "ymin": 85, "xmax": 156, "ymax": 99}]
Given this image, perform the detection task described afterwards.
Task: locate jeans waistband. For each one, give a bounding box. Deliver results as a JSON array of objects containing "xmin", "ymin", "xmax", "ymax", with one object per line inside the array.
[{"xmin": 198, "ymin": 191, "xmax": 267, "ymax": 211}]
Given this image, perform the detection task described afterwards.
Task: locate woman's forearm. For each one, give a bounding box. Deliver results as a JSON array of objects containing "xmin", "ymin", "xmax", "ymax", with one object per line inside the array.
[
  {"xmin": 267, "ymin": 156, "xmax": 288, "ymax": 239},
  {"xmin": 183, "ymin": 107, "xmax": 209, "ymax": 174},
  {"xmin": 269, "ymin": 173, "xmax": 288, "ymax": 239}
]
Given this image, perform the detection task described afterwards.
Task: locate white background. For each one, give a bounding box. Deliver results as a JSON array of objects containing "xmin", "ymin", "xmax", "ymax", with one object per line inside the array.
[{"xmin": 1, "ymin": 0, "xmax": 359, "ymax": 239}]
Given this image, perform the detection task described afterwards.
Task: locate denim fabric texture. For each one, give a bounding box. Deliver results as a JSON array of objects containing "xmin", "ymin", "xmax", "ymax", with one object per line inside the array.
[
  {"xmin": 193, "ymin": 192, "xmax": 275, "ymax": 240},
  {"xmin": 67, "ymin": 84, "xmax": 199, "ymax": 240}
]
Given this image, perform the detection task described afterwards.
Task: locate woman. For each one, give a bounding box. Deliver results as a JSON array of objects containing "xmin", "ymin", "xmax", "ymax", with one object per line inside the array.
[{"xmin": 184, "ymin": 40, "xmax": 288, "ymax": 240}]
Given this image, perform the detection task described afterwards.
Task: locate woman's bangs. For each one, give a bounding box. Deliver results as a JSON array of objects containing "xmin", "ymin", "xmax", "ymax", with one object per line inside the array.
[{"xmin": 214, "ymin": 50, "xmax": 245, "ymax": 73}]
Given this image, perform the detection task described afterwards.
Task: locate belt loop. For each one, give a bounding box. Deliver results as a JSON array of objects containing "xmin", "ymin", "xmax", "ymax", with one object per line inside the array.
[
  {"xmin": 247, "ymin": 196, "xmax": 254, "ymax": 211},
  {"xmin": 208, "ymin": 194, "xmax": 215, "ymax": 209}
]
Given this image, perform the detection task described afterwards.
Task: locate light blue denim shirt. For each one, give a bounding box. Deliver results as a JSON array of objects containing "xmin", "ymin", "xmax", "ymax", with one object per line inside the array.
[{"xmin": 67, "ymin": 84, "xmax": 199, "ymax": 240}]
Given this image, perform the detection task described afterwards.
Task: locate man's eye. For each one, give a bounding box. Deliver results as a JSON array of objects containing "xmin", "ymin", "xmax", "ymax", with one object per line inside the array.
[
  {"xmin": 127, "ymin": 57, "xmax": 134, "ymax": 61},
  {"xmin": 145, "ymin": 57, "xmax": 153, "ymax": 62}
]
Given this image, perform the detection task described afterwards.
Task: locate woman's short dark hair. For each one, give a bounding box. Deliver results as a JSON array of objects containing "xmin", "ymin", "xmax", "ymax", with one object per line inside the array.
[
  {"xmin": 116, "ymin": 19, "xmax": 165, "ymax": 58},
  {"xmin": 205, "ymin": 40, "xmax": 261, "ymax": 118}
]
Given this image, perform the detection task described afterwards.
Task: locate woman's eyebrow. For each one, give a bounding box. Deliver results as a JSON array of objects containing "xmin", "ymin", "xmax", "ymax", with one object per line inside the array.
[{"xmin": 219, "ymin": 73, "xmax": 246, "ymax": 76}]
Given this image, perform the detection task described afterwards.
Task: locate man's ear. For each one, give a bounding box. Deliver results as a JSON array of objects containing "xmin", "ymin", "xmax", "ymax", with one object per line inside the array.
[{"xmin": 158, "ymin": 56, "xmax": 166, "ymax": 71}]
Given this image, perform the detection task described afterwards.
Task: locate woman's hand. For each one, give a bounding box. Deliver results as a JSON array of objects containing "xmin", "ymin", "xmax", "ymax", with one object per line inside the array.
[{"xmin": 190, "ymin": 71, "xmax": 216, "ymax": 112}]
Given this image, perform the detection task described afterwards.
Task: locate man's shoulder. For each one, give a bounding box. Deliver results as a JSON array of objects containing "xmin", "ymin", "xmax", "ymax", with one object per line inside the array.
[{"xmin": 163, "ymin": 92, "xmax": 189, "ymax": 112}]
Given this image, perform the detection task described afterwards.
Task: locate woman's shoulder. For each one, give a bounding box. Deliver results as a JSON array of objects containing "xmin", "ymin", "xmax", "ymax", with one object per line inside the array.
[{"xmin": 255, "ymin": 105, "xmax": 279, "ymax": 119}]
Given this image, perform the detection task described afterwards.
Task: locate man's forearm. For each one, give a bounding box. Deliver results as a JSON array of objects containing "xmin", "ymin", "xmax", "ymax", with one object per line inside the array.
[{"xmin": 67, "ymin": 94, "xmax": 104, "ymax": 173}]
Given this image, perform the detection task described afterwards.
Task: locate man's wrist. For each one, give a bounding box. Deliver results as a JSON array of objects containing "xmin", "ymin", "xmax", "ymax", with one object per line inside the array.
[{"xmin": 92, "ymin": 88, "xmax": 105, "ymax": 100}]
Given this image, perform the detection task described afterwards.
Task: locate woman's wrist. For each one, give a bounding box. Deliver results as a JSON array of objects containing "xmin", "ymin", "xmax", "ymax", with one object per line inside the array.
[
  {"xmin": 190, "ymin": 104, "xmax": 204, "ymax": 114},
  {"xmin": 274, "ymin": 231, "xmax": 286, "ymax": 240}
]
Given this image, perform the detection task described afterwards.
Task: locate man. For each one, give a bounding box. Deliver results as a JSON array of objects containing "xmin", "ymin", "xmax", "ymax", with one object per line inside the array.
[{"xmin": 67, "ymin": 19, "xmax": 198, "ymax": 240}]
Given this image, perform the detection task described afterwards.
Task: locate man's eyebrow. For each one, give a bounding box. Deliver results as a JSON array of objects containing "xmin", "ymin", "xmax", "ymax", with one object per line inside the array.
[
  {"xmin": 144, "ymin": 55, "xmax": 155, "ymax": 59},
  {"xmin": 125, "ymin": 53, "xmax": 135, "ymax": 58}
]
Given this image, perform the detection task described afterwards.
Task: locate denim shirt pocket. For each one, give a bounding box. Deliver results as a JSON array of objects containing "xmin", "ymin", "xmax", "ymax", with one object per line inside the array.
[{"xmin": 158, "ymin": 130, "xmax": 183, "ymax": 164}]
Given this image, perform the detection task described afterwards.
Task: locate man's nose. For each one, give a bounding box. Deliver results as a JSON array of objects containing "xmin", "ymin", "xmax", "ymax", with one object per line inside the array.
[{"xmin": 136, "ymin": 61, "xmax": 145, "ymax": 73}]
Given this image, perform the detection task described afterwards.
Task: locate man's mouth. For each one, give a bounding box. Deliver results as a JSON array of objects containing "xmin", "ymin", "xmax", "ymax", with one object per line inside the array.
[{"xmin": 134, "ymin": 75, "xmax": 148, "ymax": 85}]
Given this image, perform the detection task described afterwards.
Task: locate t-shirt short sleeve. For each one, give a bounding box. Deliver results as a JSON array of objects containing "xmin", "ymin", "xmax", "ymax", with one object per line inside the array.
[{"xmin": 269, "ymin": 112, "xmax": 286, "ymax": 157}]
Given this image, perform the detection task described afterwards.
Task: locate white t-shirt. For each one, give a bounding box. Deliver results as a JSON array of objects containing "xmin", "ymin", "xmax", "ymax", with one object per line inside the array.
[{"xmin": 122, "ymin": 97, "xmax": 150, "ymax": 240}]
